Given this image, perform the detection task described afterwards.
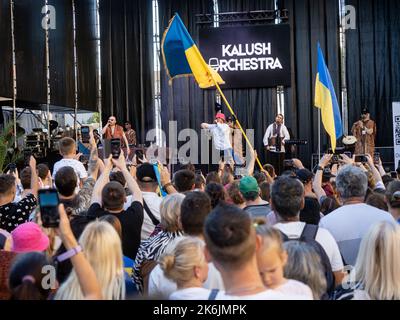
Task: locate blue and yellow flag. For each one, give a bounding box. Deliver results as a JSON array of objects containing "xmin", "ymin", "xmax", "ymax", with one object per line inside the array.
[
  {"xmin": 315, "ymin": 43, "xmax": 343, "ymax": 151},
  {"xmin": 161, "ymin": 13, "xmax": 224, "ymax": 88}
]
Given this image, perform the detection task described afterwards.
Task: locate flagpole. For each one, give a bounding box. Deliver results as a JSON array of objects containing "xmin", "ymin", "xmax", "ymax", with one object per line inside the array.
[
  {"xmin": 318, "ymin": 108, "xmax": 321, "ymax": 160},
  {"xmin": 214, "ymin": 82, "xmax": 263, "ymax": 170}
]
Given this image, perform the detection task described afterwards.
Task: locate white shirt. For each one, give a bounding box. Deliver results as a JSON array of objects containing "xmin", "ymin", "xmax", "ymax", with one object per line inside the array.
[
  {"xmin": 274, "ymin": 279, "xmax": 314, "ymax": 299},
  {"xmin": 274, "ymin": 222, "xmax": 344, "ymax": 272},
  {"xmin": 169, "ymin": 287, "xmax": 211, "ymax": 300},
  {"xmin": 52, "ymin": 159, "xmax": 88, "ymax": 187},
  {"xmin": 216, "ymin": 289, "xmax": 311, "ymax": 300},
  {"xmin": 263, "ymin": 123, "xmax": 290, "ymax": 151},
  {"xmin": 125, "ymin": 192, "xmax": 162, "ymax": 240},
  {"xmin": 319, "ymin": 203, "xmax": 395, "ymax": 266},
  {"xmin": 208, "ymin": 123, "xmax": 232, "ymax": 150},
  {"xmin": 148, "ymin": 262, "xmax": 225, "ymax": 299}
]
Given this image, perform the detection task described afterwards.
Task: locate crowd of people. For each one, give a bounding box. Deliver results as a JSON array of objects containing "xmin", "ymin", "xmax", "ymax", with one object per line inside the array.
[{"xmin": 1, "ymin": 123, "xmax": 400, "ymax": 301}]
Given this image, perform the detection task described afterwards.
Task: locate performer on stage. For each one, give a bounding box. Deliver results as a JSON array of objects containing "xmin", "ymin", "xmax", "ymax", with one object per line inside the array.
[
  {"xmin": 351, "ymin": 108, "xmax": 376, "ymax": 156},
  {"xmin": 263, "ymin": 114, "xmax": 290, "ymax": 152},
  {"xmin": 124, "ymin": 121, "xmax": 137, "ymax": 146},
  {"xmin": 201, "ymin": 113, "xmax": 237, "ymax": 163},
  {"xmin": 227, "ymin": 115, "xmax": 245, "ymax": 165},
  {"xmin": 102, "ymin": 116, "xmax": 130, "ymax": 155}
]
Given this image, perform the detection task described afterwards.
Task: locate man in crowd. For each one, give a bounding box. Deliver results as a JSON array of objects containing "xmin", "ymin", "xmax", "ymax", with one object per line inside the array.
[{"xmin": 240, "ymin": 176, "xmax": 271, "ymax": 219}]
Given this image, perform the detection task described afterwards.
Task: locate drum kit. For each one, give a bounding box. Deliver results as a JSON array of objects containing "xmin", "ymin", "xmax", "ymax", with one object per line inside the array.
[
  {"xmin": 24, "ymin": 120, "xmax": 62, "ymax": 159},
  {"xmin": 342, "ymin": 135, "xmax": 357, "ymax": 153}
]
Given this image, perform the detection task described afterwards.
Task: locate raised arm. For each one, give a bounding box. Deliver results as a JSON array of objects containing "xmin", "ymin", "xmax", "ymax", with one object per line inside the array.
[
  {"xmin": 88, "ymin": 129, "xmax": 100, "ymax": 180},
  {"xmin": 365, "ymin": 154, "xmax": 384, "ymax": 189},
  {"xmin": 201, "ymin": 123, "xmax": 210, "ymax": 129},
  {"xmin": 56, "ymin": 204, "xmax": 102, "ymax": 300},
  {"xmin": 101, "ymin": 122, "xmax": 109, "ymax": 135},
  {"xmin": 313, "ymin": 154, "xmax": 332, "ymax": 202},
  {"xmin": 91, "ymin": 156, "xmax": 113, "ymax": 205},
  {"xmin": 112, "ymin": 153, "xmax": 143, "ymax": 205},
  {"xmin": 29, "ymin": 156, "xmax": 39, "ymax": 198}
]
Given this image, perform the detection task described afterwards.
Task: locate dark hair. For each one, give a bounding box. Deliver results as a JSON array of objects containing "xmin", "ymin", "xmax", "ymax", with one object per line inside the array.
[
  {"xmin": 263, "ymin": 164, "xmax": 275, "ymax": 178},
  {"xmin": 179, "ymin": 163, "xmax": 195, "ymax": 173},
  {"xmin": 102, "ymin": 182, "xmax": 125, "ymax": 211},
  {"xmin": 205, "ymin": 182, "xmax": 226, "ymax": 208},
  {"xmin": 194, "ymin": 174, "xmax": 205, "ymax": 189},
  {"xmin": 109, "ymin": 171, "xmax": 126, "ymax": 187},
  {"xmin": 0, "ymin": 174, "xmax": 16, "ymax": 196},
  {"xmin": 320, "ymin": 196, "xmax": 340, "ymax": 215},
  {"xmin": 271, "ymin": 176, "xmax": 304, "ymax": 220},
  {"xmin": 259, "ymin": 181, "xmax": 270, "ymax": 202},
  {"xmin": 173, "ymin": 170, "xmax": 195, "ymax": 193},
  {"xmin": 180, "ymin": 191, "xmax": 212, "ymax": 236},
  {"xmin": 204, "ymin": 203, "xmax": 255, "ymax": 269},
  {"xmin": 37, "ymin": 164, "xmax": 50, "ymax": 180},
  {"xmin": 9, "ymin": 252, "xmax": 53, "ymax": 300},
  {"xmin": 300, "ymin": 197, "xmax": 321, "ymax": 225},
  {"xmin": 366, "ymin": 192, "xmax": 388, "ymax": 211},
  {"xmin": 124, "ymin": 121, "xmax": 131, "ymax": 125},
  {"xmin": 226, "ymin": 181, "xmax": 245, "ymax": 206},
  {"xmin": 20, "ymin": 167, "xmax": 32, "ymax": 190},
  {"xmin": 206, "ymin": 171, "xmax": 221, "ymax": 185},
  {"xmin": 55, "ymin": 166, "xmax": 77, "ymax": 197},
  {"xmin": 386, "ymin": 181, "xmax": 400, "ymax": 209},
  {"xmin": 99, "ymin": 215, "xmax": 122, "ymax": 239},
  {"xmin": 254, "ymin": 172, "xmax": 267, "ymax": 185},
  {"xmin": 241, "ymin": 191, "xmax": 259, "ymax": 201}
]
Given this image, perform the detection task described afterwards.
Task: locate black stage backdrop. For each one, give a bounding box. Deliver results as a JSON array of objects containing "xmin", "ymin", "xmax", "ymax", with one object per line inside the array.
[
  {"xmin": 14, "ymin": 0, "xmax": 46, "ymax": 104},
  {"xmin": 283, "ymin": 0, "xmax": 341, "ymax": 167},
  {"xmin": 159, "ymin": 0, "xmax": 216, "ymax": 163},
  {"xmin": 0, "ymin": 0, "xmax": 12, "ymax": 99},
  {"xmin": 48, "ymin": 0, "xmax": 74, "ymax": 109},
  {"xmin": 75, "ymin": 0, "xmax": 98, "ymax": 112},
  {"xmin": 100, "ymin": 0, "xmax": 154, "ymax": 143},
  {"xmin": 346, "ymin": 0, "xmax": 400, "ymax": 149}
]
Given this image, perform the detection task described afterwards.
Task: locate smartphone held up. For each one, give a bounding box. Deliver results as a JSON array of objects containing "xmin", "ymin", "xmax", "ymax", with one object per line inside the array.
[{"xmin": 39, "ymin": 189, "xmax": 60, "ymax": 228}]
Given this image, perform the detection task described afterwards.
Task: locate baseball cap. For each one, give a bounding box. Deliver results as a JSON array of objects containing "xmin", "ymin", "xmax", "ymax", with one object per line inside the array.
[
  {"xmin": 215, "ymin": 113, "xmax": 226, "ymax": 121},
  {"xmin": 296, "ymin": 169, "xmax": 313, "ymax": 184},
  {"xmin": 11, "ymin": 222, "xmax": 49, "ymax": 253},
  {"xmin": 136, "ymin": 163, "xmax": 158, "ymax": 182},
  {"xmin": 239, "ymin": 176, "xmax": 259, "ymax": 195}
]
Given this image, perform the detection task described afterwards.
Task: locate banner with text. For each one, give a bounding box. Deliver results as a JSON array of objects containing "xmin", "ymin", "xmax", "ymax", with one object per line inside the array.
[
  {"xmin": 199, "ymin": 24, "xmax": 291, "ymax": 89},
  {"xmin": 393, "ymin": 102, "xmax": 400, "ymax": 169}
]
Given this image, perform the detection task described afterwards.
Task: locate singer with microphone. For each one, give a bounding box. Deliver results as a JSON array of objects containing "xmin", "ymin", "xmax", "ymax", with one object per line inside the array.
[
  {"xmin": 351, "ymin": 108, "xmax": 376, "ymax": 156},
  {"xmin": 102, "ymin": 116, "xmax": 131, "ymax": 156}
]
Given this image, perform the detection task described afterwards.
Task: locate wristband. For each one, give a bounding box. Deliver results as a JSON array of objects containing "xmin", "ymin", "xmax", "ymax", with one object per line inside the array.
[
  {"xmin": 316, "ymin": 166, "xmax": 324, "ymax": 171},
  {"xmin": 162, "ymin": 182, "xmax": 173, "ymax": 189},
  {"xmin": 56, "ymin": 246, "xmax": 82, "ymax": 263}
]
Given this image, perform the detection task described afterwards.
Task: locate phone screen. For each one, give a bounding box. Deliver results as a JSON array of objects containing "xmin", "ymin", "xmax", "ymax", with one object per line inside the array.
[
  {"xmin": 111, "ymin": 139, "xmax": 121, "ymax": 159},
  {"xmin": 39, "ymin": 189, "xmax": 60, "ymax": 228},
  {"xmin": 81, "ymin": 126, "xmax": 90, "ymax": 143},
  {"xmin": 355, "ymin": 155, "xmax": 367, "ymax": 163},
  {"xmin": 374, "ymin": 152, "xmax": 380, "ymax": 164}
]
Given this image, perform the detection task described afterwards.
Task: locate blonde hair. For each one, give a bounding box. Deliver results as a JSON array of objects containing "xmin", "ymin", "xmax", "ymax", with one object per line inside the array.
[
  {"xmin": 159, "ymin": 237, "xmax": 206, "ymax": 287},
  {"xmin": 255, "ymin": 220, "xmax": 284, "ymax": 253},
  {"xmin": 160, "ymin": 193, "xmax": 185, "ymax": 232},
  {"xmin": 59, "ymin": 137, "xmax": 76, "ymax": 156},
  {"xmin": 55, "ymin": 221, "xmax": 125, "ymax": 300},
  {"xmin": 353, "ymin": 221, "xmax": 400, "ymax": 300}
]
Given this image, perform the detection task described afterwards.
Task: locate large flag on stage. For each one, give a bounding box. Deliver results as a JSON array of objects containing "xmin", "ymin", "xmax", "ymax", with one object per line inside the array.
[
  {"xmin": 161, "ymin": 13, "xmax": 224, "ymax": 88},
  {"xmin": 314, "ymin": 43, "xmax": 343, "ymax": 152}
]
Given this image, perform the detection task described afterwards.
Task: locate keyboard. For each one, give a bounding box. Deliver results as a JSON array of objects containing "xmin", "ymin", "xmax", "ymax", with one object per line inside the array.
[{"xmin": 285, "ymin": 140, "xmax": 308, "ymax": 145}]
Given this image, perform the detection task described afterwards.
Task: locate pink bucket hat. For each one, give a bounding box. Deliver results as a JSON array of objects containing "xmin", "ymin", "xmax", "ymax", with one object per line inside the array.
[{"xmin": 11, "ymin": 222, "xmax": 50, "ymax": 253}]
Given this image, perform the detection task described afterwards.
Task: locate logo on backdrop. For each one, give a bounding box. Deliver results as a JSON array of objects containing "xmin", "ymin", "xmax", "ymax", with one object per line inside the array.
[{"xmin": 199, "ymin": 24, "xmax": 291, "ymax": 89}]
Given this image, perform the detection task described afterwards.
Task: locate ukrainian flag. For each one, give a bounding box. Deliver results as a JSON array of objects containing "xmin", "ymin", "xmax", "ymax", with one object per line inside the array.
[
  {"xmin": 161, "ymin": 13, "xmax": 224, "ymax": 89},
  {"xmin": 315, "ymin": 43, "xmax": 343, "ymax": 151}
]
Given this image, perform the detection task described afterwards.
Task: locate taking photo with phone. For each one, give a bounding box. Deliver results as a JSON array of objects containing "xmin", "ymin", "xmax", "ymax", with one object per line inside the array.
[{"xmin": 38, "ymin": 189, "xmax": 60, "ymax": 228}]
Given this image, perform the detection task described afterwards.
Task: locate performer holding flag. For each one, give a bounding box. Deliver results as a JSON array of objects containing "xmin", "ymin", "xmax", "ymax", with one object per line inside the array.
[
  {"xmin": 314, "ymin": 43, "xmax": 343, "ymax": 153},
  {"xmin": 162, "ymin": 13, "xmax": 263, "ymax": 169}
]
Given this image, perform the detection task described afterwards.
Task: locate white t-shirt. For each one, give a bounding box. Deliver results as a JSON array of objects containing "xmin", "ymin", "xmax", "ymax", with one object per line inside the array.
[
  {"xmin": 125, "ymin": 192, "xmax": 162, "ymax": 240},
  {"xmin": 208, "ymin": 123, "xmax": 232, "ymax": 151},
  {"xmin": 319, "ymin": 203, "xmax": 395, "ymax": 266},
  {"xmin": 148, "ymin": 262, "xmax": 225, "ymax": 299},
  {"xmin": 215, "ymin": 289, "xmax": 310, "ymax": 300},
  {"xmin": 52, "ymin": 159, "xmax": 88, "ymax": 187},
  {"xmin": 169, "ymin": 287, "xmax": 211, "ymax": 300},
  {"xmin": 274, "ymin": 222, "xmax": 344, "ymax": 272},
  {"xmin": 273, "ymin": 279, "xmax": 314, "ymax": 299}
]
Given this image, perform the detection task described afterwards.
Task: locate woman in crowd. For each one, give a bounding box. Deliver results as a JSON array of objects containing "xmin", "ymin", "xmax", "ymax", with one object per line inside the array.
[
  {"xmin": 133, "ymin": 193, "xmax": 185, "ymax": 293},
  {"xmin": 159, "ymin": 237, "xmax": 210, "ymax": 300},
  {"xmin": 335, "ymin": 221, "xmax": 400, "ymax": 300},
  {"xmin": 55, "ymin": 220, "xmax": 124, "ymax": 300},
  {"xmin": 283, "ymin": 241, "xmax": 327, "ymax": 300}
]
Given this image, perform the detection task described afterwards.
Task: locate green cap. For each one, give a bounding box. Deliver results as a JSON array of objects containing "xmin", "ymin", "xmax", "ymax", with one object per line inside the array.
[{"xmin": 239, "ymin": 176, "xmax": 259, "ymax": 195}]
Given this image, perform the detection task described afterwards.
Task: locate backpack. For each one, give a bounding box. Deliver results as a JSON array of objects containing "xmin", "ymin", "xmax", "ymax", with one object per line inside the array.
[{"xmin": 279, "ymin": 224, "xmax": 335, "ymax": 299}]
